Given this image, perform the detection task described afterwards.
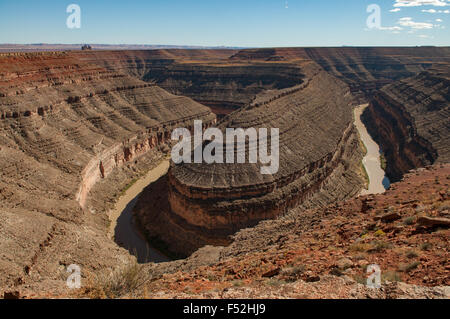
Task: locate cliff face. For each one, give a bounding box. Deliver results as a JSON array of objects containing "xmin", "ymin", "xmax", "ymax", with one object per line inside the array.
[
  {"xmin": 303, "ymin": 47, "xmax": 450, "ymax": 102},
  {"xmin": 0, "ymin": 51, "xmax": 215, "ymax": 289},
  {"xmin": 362, "ymin": 71, "xmax": 449, "ymax": 181},
  {"xmin": 218, "ymin": 47, "xmax": 450, "ymax": 102},
  {"xmin": 74, "ymin": 47, "xmax": 450, "ymax": 114},
  {"xmin": 134, "ymin": 64, "xmax": 366, "ymax": 257},
  {"xmin": 144, "ymin": 63, "xmax": 306, "ymax": 117},
  {"xmin": 73, "ymin": 50, "xmax": 306, "ymax": 118}
]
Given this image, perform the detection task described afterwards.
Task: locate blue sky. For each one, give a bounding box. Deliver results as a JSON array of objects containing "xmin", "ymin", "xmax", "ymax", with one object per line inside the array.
[{"xmin": 0, "ymin": 0, "xmax": 449, "ymax": 47}]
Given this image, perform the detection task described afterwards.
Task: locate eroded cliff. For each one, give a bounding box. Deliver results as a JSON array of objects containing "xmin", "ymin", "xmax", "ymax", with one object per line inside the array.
[
  {"xmin": 362, "ymin": 71, "xmax": 449, "ymax": 181},
  {"xmin": 0, "ymin": 51, "xmax": 215, "ymax": 291},
  {"xmin": 134, "ymin": 64, "xmax": 366, "ymax": 257}
]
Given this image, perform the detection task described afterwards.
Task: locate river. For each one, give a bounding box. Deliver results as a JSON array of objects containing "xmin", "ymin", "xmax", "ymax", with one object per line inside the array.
[
  {"xmin": 108, "ymin": 160, "xmax": 171, "ymax": 263},
  {"xmin": 354, "ymin": 104, "xmax": 390, "ymax": 195}
]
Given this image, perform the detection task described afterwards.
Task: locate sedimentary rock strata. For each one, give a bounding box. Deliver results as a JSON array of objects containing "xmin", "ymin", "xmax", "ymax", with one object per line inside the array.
[
  {"xmin": 1, "ymin": 47, "xmax": 449, "ymax": 296},
  {"xmin": 134, "ymin": 64, "xmax": 366, "ymax": 256},
  {"xmin": 133, "ymin": 47, "xmax": 450, "ymax": 257},
  {"xmin": 362, "ymin": 71, "xmax": 450, "ymax": 181},
  {"xmin": 60, "ymin": 47, "xmax": 450, "ymax": 116},
  {"xmin": 0, "ymin": 51, "xmax": 215, "ymax": 290}
]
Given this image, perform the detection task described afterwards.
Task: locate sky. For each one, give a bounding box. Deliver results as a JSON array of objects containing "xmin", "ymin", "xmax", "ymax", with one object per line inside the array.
[{"xmin": 0, "ymin": 0, "xmax": 449, "ymax": 47}]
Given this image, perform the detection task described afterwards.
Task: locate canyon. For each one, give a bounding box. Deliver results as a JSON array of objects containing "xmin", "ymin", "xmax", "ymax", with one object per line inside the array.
[{"xmin": 0, "ymin": 47, "xmax": 448, "ymax": 298}]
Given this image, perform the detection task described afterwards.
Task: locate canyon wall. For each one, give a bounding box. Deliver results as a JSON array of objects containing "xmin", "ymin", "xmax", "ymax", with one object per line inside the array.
[
  {"xmin": 134, "ymin": 64, "xmax": 366, "ymax": 257},
  {"xmin": 75, "ymin": 47, "xmax": 450, "ymax": 113},
  {"xmin": 215, "ymin": 47, "xmax": 450, "ymax": 103},
  {"xmin": 362, "ymin": 71, "xmax": 450, "ymax": 181},
  {"xmin": 74, "ymin": 50, "xmax": 306, "ymax": 117},
  {"xmin": 0, "ymin": 51, "xmax": 215, "ymax": 289}
]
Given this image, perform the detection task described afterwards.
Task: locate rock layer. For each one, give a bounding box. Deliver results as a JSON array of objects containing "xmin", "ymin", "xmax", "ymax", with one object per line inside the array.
[
  {"xmin": 362, "ymin": 71, "xmax": 449, "ymax": 181},
  {"xmin": 135, "ymin": 64, "xmax": 366, "ymax": 256},
  {"xmin": 0, "ymin": 51, "xmax": 215, "ymax": 289}
]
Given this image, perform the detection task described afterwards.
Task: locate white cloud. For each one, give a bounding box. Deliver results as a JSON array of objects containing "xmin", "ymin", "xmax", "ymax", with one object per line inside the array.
[
  {"xmin": 421, "ymin": 8, "xmax": 450, "ymax": 12},
  {"xmin": 394, "ymin": 0, "xmax": 450, "ymax": 7},
  {"xmin": 379, "ymin": 26, "xmax": 404, "ymax": 30},
  {"xmin": 436, "ymin": 18, "xmax": 443, "ymax": 21},
  {"xmin": 390, "ymin": 8, "xmax": 402, "ymax": 12},
  {"xmin": 397, "ymin": 17, "xmax": 434, "ymax": 28}
]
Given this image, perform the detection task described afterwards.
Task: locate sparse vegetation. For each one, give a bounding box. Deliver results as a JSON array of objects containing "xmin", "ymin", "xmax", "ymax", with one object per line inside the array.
[
  {"xmin": 119, "ymin": 177, "xmax": 138, "ymax": 196},
  {"xmin": 403, "ymin": 216, "xmax": 415, "ymax": 225},
  {"xmin": 353, "ymin": 274, "xmax": 367, "ymax": 285},
  {"xmin": 420, "ymin": 242, "xmax": 433, "ymax": 251},
  {"xmin": 374, "ymin": 229, "xmax": 386, "ymax": 237},
  {"xmin": 380, "ymin": 153, "xmax": 387, "ymax": 171},
  {"xmin": 350, "ymin": 240, "xmax": 392, "ymax": 253},
  {"xmin": 406, "ymin": 250, "xmax": 419, "ymax": 259},
  {"xmin": 350, "ymin": 242, "xmax": 372, "ymax": 252},
  {"xmin": 382, "ymin": 271, "xmax": 402, "ymax": 283},
  {"xmin": 399, "ymin": 261, "xmax": 421, "ymax": 273},
  {"xmin": 280, "ymin": 265, "xmax": 306, "ymax": 282},
  {"xmin": 265, "ymin": 278, "xmax": 286, "ymax": 287},
  {"xmin": 81, "ymin": 260, "xmax": 151, "ymax": 298},
  {"xmin": 370, "ymin": 241, "xmax": 393, "ymax": 253}
]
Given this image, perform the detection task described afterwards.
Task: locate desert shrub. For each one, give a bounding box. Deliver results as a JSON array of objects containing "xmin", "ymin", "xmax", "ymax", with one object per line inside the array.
[
  {"xmin": 382, "ymin": 271, "xmax": 402, "ymax": 283},
  {"xmin": 329, "ymin": 267, "xmax": 344, "ymax": 276},
  {"xmin": 399, "ymin": 261, "xmax": 420, "ymax": 273},
  {"xmin": 405, "ymin": 250, "xmax": 419, "ymax": 259},
  {"xmin": 265, "ymin": 278, "xmax": 286, "ymax": 287},
  {"xmin": 91, "ymin": 261, "xmax": 150, "ymax": 298},
  {"xmin": 350, "ymin": 243, "xmax": 372, "ymax": 252},
  {"xmin": 403, "ymin": 216, "xmax": 415, "ymax": 225},
  {"xmin": 370, "ymin": 241, "xmax": 393, "ymax": 253},
  {"xmin": 280, "ymin": 265, "xmax": 305, "ymax": 282},
  {"xmin": 374, "ymin": 229, "xmax": 386, "ymax": 237},
  {"xmin": 420, "ymin": 242, "xmax": 433, "ymax": 251},
  {"xmin": 353, "ymin": 274, "xmax": 367, "ymax": 285}
]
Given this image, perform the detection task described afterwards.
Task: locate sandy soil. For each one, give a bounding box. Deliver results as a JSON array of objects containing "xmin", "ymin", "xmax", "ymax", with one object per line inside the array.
[
  {"xmin": 108, "ymin": 160, "xmax": 170, "ymax": 263},
  {"xmin": 354, "ymin": 104, "xmax": 390, "ymax": 195}
]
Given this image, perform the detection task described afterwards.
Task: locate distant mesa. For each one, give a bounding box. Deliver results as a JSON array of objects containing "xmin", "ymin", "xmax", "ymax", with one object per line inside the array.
[{"xmin": 81, "ymin": 44, "xmax": 92, "ymax": 50}]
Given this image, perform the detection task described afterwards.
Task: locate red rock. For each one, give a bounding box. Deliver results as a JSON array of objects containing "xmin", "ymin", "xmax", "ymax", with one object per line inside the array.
[
  {"xmin": 417, "ymin": 217, "xmax": 450, "ymax": 228},
  {"xmin": 380, "ymin": 212, "xmax": 402, "ymax": 222},
  {"xmin": 262, "ymin": 268, "xmax": 281, "ymax": 278}
]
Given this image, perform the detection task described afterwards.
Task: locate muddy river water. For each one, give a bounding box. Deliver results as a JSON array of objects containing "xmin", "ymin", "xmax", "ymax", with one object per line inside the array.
[
  {"xmin": 354, "ymin": 104, "xmax": 390, "ymax": 195},
  {"xmin": 108, "ymin": 160, "xmax": 171, "ymax": 263}
]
